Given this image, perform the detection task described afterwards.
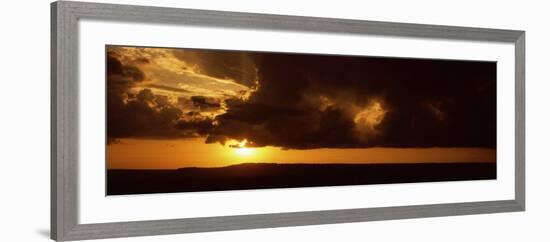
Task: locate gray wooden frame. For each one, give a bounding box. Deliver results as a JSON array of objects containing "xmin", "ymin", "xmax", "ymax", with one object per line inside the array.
[{"xmin": 51, "ymin": 1, "xmax": 525, "ymax": 241}]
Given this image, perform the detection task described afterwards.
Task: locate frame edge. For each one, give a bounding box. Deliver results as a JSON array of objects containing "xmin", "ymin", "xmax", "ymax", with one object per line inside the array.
[
  {"xmin": 52, "ymin": 1, "xmax": 81, "ymax": 241},
  {"xmin": 514, "ymin": 31, "xmax": 526, "ymax": 211},
  {"xmin": 50, "ymin": 1, "xmax": 58, "ymax": 240},
  {"xmin": 51, "ymin": 1, "xmax": 527, "ymax": 240},
  {"xmin": 62, "ymin": 200, "xmax": 524, "ymax": 241},
  {"xmin": 61, "ymin": 0, "xmax": 523, "ymax": 42}
]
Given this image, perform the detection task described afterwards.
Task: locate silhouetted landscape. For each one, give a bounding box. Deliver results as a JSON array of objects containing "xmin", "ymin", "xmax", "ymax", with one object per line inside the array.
[{"xmin": 107, "ymin": 162, "xmax": 496, "ymax": 195}]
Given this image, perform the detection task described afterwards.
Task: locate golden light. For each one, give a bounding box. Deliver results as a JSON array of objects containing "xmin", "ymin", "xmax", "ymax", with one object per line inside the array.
[
  {"xmin": 354, "ymin": 100, "xmax": 387, "ymax": 129},
  {"xmin": 230, "ymin": 139, "xmax": 256, "ymax": 157},
  {"xmin": 353, "ymin": 100, "xmax": 387, "ymax": 140},
  {"xmin": 235, "ymin": 147, "xmax": 254, "ymax": 156}
]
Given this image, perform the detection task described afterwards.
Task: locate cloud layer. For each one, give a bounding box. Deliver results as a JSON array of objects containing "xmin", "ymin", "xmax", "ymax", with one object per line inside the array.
[
  {"xmin": 107, "ymin": 46, "xmax": 496, "ymax": 149},
  {"xmin": 205, "ymin": 53, "xmax": 496, "ymax": 149}
]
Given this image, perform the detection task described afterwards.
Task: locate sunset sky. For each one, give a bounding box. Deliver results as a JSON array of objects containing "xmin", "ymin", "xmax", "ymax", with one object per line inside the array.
[{"xmin": 106, "ymin": 46, "xmax": 496, "ymax": 169}]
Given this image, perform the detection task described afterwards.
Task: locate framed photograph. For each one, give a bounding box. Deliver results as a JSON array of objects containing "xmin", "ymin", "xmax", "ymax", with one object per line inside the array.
[{"xmin": 51, "ymin": 1, "xmax": 525, "ymax": 241}]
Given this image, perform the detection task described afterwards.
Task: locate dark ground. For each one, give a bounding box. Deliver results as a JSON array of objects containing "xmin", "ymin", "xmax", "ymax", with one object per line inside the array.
[{"xmin": 107, "ymin": 162, "xmax": 496, "ymax": 195}]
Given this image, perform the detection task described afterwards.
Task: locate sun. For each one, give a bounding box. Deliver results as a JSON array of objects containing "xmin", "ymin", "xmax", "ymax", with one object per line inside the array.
[
  {"xmin": 235, "ymin": 147, "xmax": 254, "ymax": 156},
  {"xmin": 230, "ymin": 139, "xmax": 255, "ymax": 157}
]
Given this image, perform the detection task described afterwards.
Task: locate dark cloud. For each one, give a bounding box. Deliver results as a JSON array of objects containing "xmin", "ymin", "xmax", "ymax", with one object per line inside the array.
[
  {"xmin": 190, "ymin": 96, "xmax": 222, "ymax": 110},
  {"xmin": 134, "ymin": 57, "xmax": 150, "ymax": 64},
  {"xmin": 145, "ymin": 84, "xmax": 190, "ymax": 94},
  {"xmin": 106, "ymin": 52, "xmax": 214, "ymax": 142},
  {"xmin": 206, "ymin": 53, "xmax": 496, "ymax": 149},
  {"xmin": 175, "ymin": 118, "xmax": 215, "ymax": 136},
  {"xmin": 107, "ymin": 46, "xmax": 496, "ymax": 149},
  {"xmin": 172, "ymin": 49, "xmax": 258, "ymax": 87},
  {"xmin": 107, "ymin": 87, "xmax": 187, "ymax": 139}
]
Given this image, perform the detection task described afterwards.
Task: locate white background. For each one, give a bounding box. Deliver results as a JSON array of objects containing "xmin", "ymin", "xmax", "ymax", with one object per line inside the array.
[
  {"xmin": 78, "ymin": 19, "xmax": 515, "ymax": 224},
  {"xmin": 1, "ymin": 0, "xmax": 548, "ymax": 241}
]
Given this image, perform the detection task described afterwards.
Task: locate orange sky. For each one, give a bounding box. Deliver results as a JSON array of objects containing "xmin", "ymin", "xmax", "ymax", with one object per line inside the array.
[{"xmin": 107, "ymin": 138, "xmax": 495, "ymax": 169}]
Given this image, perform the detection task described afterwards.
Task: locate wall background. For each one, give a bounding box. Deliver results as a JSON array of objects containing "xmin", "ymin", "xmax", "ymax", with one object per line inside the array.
[{"xmin": 1, "ymin": 0, "xmax": 548, "ymax": 241}]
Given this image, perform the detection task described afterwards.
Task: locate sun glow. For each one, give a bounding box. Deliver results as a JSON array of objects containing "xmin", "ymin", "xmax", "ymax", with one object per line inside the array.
[
  {"xmin": 230, "ymin": 139, "xmax": 256, "ymax": 157},
  {"xmin": 235, "ymin": 147, "xmax": 254, "ymax": 156}
]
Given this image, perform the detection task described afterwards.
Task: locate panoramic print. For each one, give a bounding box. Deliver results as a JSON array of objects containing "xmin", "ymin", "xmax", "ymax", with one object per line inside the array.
[{"xmin": 106, "ymin": 45, "xmax": 496, "ymax": 195}]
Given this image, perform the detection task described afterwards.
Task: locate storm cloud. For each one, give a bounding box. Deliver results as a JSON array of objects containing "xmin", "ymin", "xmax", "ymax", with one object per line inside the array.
[
  {"xmin": 107, "ymin": 51, "xmax": 211, "ymax": 141},
  {"xmin": 172, "ymin": 49, "xmax": 259, "ymax": 87},
  {"xmin": 107, "ymin": 46, "xmax": 496, "ymax": 149},
  {"xmin": 205, "ymin": 53, "xmax": 496, "ymax": 149}
]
